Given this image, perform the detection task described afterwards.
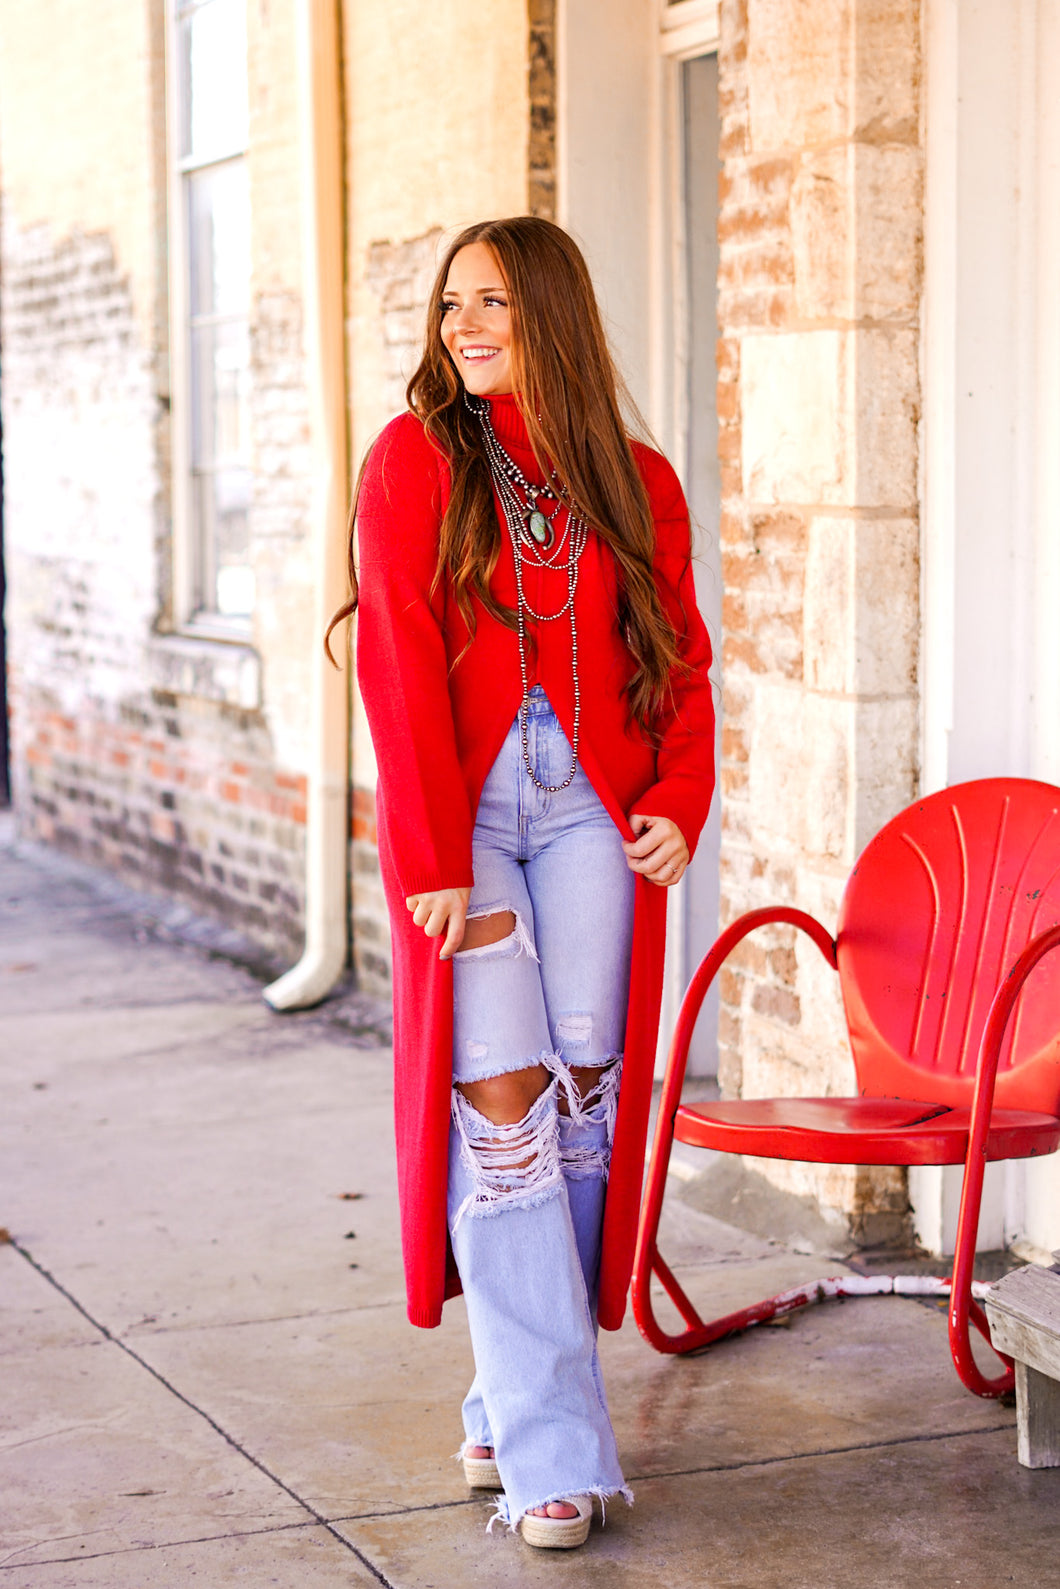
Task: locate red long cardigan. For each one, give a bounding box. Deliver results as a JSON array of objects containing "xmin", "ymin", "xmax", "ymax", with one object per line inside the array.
[{"xmin": 355, "ymin": 394, "xmax": 715, "ymax": 1330}]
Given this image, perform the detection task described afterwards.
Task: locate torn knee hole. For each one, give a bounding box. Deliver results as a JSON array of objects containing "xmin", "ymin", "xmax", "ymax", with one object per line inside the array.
[
  {"xmin": 454, "ymin": 1062, "xmax": 552, "ymax": 1125},
  {"xmin": 549, "ymin": 1053, "xmax": 623, "ymax": 1129},
  {"xmin": 569, "ymin": 1057, "xmax": 618, "ymax": 1100},
  {"xmin": 451, "ymin": 1083, "xmax": 563, "ymax": 1227},
  {"xmin": 554, "ymin": 1056, "xmax": 620, "ymax": 1117},
  {"xmin": 559, "ymin": 1130, "xmax": 612, "ymax": 1180}
]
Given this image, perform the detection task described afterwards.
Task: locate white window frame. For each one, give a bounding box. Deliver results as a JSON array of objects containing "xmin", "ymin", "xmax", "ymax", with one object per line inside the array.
[
  {"xmin": 164, "ymin": 0, "xmax": 253, "ymax": 641},
  {"xmin": 553, "ymin": 0, "xmax": 723, "ymax": 1070},
  {"xmin": 654, "ymin": 4, "xmax": 721, "ymax": 1071}
]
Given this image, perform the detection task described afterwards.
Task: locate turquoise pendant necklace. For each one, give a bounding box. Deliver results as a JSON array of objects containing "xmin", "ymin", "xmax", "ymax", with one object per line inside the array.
[
  {"xmin": 464, "ymin": 393, "xmax": 563, "ymax": 551},
  {"xmin": 465, "ymin": 392, "xmax": 589, "ymax": 791},
  {"xmin": 528, "ymin": 507, "xmax": 552, "ymax": 546}
]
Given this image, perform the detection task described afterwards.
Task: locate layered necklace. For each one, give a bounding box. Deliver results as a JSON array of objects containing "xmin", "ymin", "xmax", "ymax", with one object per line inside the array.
[{"xmin": 465, "ymin": 392, "xmax": 589, "ymax": 792}]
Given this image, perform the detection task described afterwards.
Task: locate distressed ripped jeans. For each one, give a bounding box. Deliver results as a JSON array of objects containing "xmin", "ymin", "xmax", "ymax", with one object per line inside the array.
[{"xmin": 447, "ymin": 687, "xmax": 635, "ymax": 1527}]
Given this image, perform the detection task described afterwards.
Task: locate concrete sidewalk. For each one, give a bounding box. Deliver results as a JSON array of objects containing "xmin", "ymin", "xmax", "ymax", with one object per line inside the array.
[{"xmin": 2, "ymin": 831, "xmax": 1057, "ymax": 1587}]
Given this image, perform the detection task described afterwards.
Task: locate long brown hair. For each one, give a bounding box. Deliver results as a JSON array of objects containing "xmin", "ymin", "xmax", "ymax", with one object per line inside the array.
[{"xmin": 327, "ymin": 216, "xmax": 684, "ymax": 736}]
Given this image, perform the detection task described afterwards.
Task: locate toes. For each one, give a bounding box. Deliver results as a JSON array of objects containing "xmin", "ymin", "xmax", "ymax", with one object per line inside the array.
[{"xmin": 527, "ymin": 1500, "xmax": 579, "ymax": 1520}]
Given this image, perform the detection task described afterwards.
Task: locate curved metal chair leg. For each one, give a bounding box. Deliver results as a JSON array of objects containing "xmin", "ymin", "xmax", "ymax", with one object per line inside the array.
[
  {"xmin": 948, "ymin": 1131, "xmax": 1013, "ymax": 1398},
  {"xmin": 942, "ymin": 932, "xmax": 1060, "ymax": 1398}
]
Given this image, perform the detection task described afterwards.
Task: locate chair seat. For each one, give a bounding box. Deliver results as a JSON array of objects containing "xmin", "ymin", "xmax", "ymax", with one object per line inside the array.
[{"xmin": 674, "ymin": 1095, "xmax": 1060, "ymax": 1166}]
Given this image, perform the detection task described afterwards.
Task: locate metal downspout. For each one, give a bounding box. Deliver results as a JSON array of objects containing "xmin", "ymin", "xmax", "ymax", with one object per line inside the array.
[{"xmin": 264, "ymin": 0, "xmax": 349, "ymax": 1010}]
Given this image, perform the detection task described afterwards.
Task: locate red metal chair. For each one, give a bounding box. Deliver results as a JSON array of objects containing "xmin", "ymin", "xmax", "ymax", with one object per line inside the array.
[{"xmin": 633, "ymin": 778, "xmax": 1060, "ymax": 1397}]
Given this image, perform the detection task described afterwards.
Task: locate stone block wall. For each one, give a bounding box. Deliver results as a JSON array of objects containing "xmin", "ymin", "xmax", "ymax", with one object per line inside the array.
[{"xmin": 715, "ymin": 0, "xmax": 923, "ymax": 1238}]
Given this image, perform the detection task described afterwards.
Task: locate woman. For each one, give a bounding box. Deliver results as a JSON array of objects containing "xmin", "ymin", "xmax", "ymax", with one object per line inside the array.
[{"xmin": 339, "ymin": 216, "xmax": 714, "ymax": 1549}]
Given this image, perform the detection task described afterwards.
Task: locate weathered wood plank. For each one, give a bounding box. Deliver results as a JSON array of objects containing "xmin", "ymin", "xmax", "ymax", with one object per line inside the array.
[
  {"xmin": 986, "ymin": 1309, "xmax": 1060, "ymax": 1380},
  {"xmin": 985, "ymin": 1263, "xmax": 1060, "ymax": 1468},
  {"xmin": 985, "ymin": 1264, "xmax": 1060, "ymax": 1381},
  {"xmin": 985, "ymin": 1263, "xmax": 1060, "ymax": 1330},
  {"xmin": 1015, "ymin": 1361, "xmax": 1060, "ymax": 1469}
]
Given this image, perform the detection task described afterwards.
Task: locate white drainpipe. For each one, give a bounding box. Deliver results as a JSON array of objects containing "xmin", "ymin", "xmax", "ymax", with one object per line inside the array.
[{"xmin": 264, "ymin": 0, "xmax": 350, "ymax": 1010}]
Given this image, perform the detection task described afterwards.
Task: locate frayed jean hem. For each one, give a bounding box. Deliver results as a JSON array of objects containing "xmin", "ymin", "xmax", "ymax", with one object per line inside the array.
[{"xmin": 487, "ymin": 1483, "xmax": 635, "ymax": 1533}]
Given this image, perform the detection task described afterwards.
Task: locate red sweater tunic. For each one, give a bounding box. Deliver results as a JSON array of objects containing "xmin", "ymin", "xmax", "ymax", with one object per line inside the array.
[{"xmin": 355, "ymin": 393, "xmax": 715, "ymax": 1330}]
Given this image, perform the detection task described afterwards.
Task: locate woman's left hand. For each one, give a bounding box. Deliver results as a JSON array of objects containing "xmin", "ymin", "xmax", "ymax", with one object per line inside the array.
[{"xmin": 622, "ymin": 813, "xmax": 689, "ymax": 887}]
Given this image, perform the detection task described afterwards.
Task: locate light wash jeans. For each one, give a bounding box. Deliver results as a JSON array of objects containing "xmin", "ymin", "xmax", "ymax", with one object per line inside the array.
[{"xmin": 447, "ymin": 686, "xmax": 636, "ymax": 1527}]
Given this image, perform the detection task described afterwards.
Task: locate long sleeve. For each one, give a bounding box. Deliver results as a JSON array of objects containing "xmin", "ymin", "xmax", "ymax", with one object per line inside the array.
[
  {"xmin": 354, "ymin": 415, "xmax": 475, "ymax": 897},
  {"xmin": 629, "ymin": 448, "xmax": 717, "ymax": 856}
]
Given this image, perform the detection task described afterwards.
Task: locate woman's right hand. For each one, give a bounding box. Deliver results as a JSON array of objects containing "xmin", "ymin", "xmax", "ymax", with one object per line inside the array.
[{"xmin": 405, "ymin": 887, "xmax": 472, "ymax": 960}]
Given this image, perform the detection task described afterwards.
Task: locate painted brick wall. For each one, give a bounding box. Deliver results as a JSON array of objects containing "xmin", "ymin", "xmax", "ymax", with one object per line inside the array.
[
  {"xmin": 715, "ymin": 0, "xmax": 923, "ymax": 1239},
  {"xmin": 1, "ymin": 218, "xmax": 311, "ymax": 963},
  {"xmin": 0, "ymin": 0, "xmax": 319, "ymax": 970}
]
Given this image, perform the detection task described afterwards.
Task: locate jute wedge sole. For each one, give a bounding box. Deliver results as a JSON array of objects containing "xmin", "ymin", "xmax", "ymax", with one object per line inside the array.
[
  {"xmin": 462, "ymin": 1451, "xmax": 502, "ymax": 1490},
  {"xmin": 519, "ymin": 1496, "xmax": 593, "ymax": 1550}
]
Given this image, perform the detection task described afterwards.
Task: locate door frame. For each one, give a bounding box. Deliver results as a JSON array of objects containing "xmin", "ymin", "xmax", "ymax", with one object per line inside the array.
[{"xmin": 555, "ymin": 0, "xmax": 721, "ymax": 1071}]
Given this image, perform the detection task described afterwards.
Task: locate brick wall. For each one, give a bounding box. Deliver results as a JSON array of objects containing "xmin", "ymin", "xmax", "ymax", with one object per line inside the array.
[
  {"xmin": 715, "ymin": 0, "xmax": 923, "ymax": 1239},
  {"xmin": 18, "ymin": 697, "xmax": 307, "ymax": 960},
  {"xmin": 1, "ymin": 217, "xmax": 312, "ymax": 965},
  {"xmin": 0, "ymin": 0, "xmax": 322, "ymax": 972}
]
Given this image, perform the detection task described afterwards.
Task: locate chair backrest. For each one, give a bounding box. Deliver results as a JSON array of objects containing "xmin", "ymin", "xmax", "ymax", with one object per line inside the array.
[{"xmin": 836, "ymin": 779, "xmax": 1060, "ymax": 1113}]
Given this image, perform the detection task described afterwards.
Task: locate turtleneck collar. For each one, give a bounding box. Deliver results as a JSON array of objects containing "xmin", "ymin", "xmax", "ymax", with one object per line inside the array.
[{"xmin": 480, "ymin": 391, "xmax": 532, "ymax": 451}]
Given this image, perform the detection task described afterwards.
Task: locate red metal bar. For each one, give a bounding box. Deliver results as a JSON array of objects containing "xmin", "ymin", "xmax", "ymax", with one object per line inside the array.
[
  {"xmin": 632, "ymin": 908, "xmax": 836, "ymax": 1353},
  {"xmin": 948, "ymin": 922, "xmax": 1060, "ymax": 1396},
  {"xmin": 637, "ymin": 1268, "xmax": 994, "ymax": 1357}
]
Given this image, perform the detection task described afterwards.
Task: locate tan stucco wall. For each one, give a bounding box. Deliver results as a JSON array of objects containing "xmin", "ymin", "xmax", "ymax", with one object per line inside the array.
[
  {"xmin": 343, "ymin": 1, "xmax": 532, "ymax": 989},
  {"xmin": 0, "ymin": 0, "xmax": 166, "ymax": 342},
  {"xmin": 343, "ymin": 0, "xmax": 531, "ymax": 454},
  {"xmin": 247, "ymin": 0, "xmax": 305, "ymax": 295}
]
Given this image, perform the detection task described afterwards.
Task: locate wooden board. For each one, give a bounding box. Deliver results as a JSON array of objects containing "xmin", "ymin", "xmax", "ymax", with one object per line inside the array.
[
  {"xmin": 985, "ymin": 1264, "xmax": 1060, "ymax": 1468},
  {"xmin": 1014, "ymin": 1362, "xmax": 1060, "ymax": 1469},
  {"xmin": 984, "ymin": 1265, "xmax": 1060, "ymax": 1380}
]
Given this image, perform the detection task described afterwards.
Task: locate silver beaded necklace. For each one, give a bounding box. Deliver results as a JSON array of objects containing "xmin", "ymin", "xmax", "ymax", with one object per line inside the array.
[{"xmin": 465, "ymin": 392, "xmax": 588, "ymax": 792}]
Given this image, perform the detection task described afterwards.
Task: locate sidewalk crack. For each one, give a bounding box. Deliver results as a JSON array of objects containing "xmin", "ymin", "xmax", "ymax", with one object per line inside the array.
[
  {"xmin": 1, "ymin": 1520, "xmax": 319, "ymax": 1572},
  {"xmin": 626, "ymin": 1420, "xmax": 1016, "ymax": 1483},
  {"xmin": 8, "ymin": 1238, "xmax": 398, "ymax": 1588}
]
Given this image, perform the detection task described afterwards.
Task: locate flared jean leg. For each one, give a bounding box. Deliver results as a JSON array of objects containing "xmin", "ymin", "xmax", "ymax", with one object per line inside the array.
[
  {"xmin": 447, "ymin": 1097, "xmax": 628, "ymax": 1526},
  {"xmin": 460, "ymin": 1102, "xmax": 612, "ymax": 1449}
]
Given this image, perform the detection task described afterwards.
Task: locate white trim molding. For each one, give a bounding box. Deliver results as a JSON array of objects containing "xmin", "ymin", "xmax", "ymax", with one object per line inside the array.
[
  {"xmin": 659, "ymin": 0, "xmax": 720, "ymax": 59},
  {"xmin": 919, "ymin": 0, "xmax": 1060, "ymax": 1255}
]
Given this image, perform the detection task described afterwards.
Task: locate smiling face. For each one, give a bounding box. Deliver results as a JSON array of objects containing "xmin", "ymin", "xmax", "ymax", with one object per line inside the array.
[{"xmin": 439, "ymin": 241, "xmax": 514, "ymax": 396}]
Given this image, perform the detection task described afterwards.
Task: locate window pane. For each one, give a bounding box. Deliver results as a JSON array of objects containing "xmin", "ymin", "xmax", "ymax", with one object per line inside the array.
[
  {"xmin": 193, "ymin": 470, "xmax": 254, "ymax": 617},
  {"xmin": 176, "ymin": 2, "xmax": 253, "ymax": 621},
  {"xmin": 190, "ymin": 315, "xmax": 252, "ymax": 617},
  {"xmin": 190, "ymin": 319, "xmax": 249, "ymax": 467},
  {"xmin": 178, "ymin": 0, "xmax": 249, "ymax": 165},
  {"xmin": 188, "ymin": 161, "xmax": 250, "ymax": 318}
]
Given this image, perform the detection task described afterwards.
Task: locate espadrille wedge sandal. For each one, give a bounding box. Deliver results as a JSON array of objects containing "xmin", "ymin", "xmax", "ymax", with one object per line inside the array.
[
  {"xmin": 462, "ymin": 1448, "xmax": 501, "ymax": 1490},
  {"xmin": 519, "ymin": 1495, "xmax": 592, "ymax": 1550}
]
